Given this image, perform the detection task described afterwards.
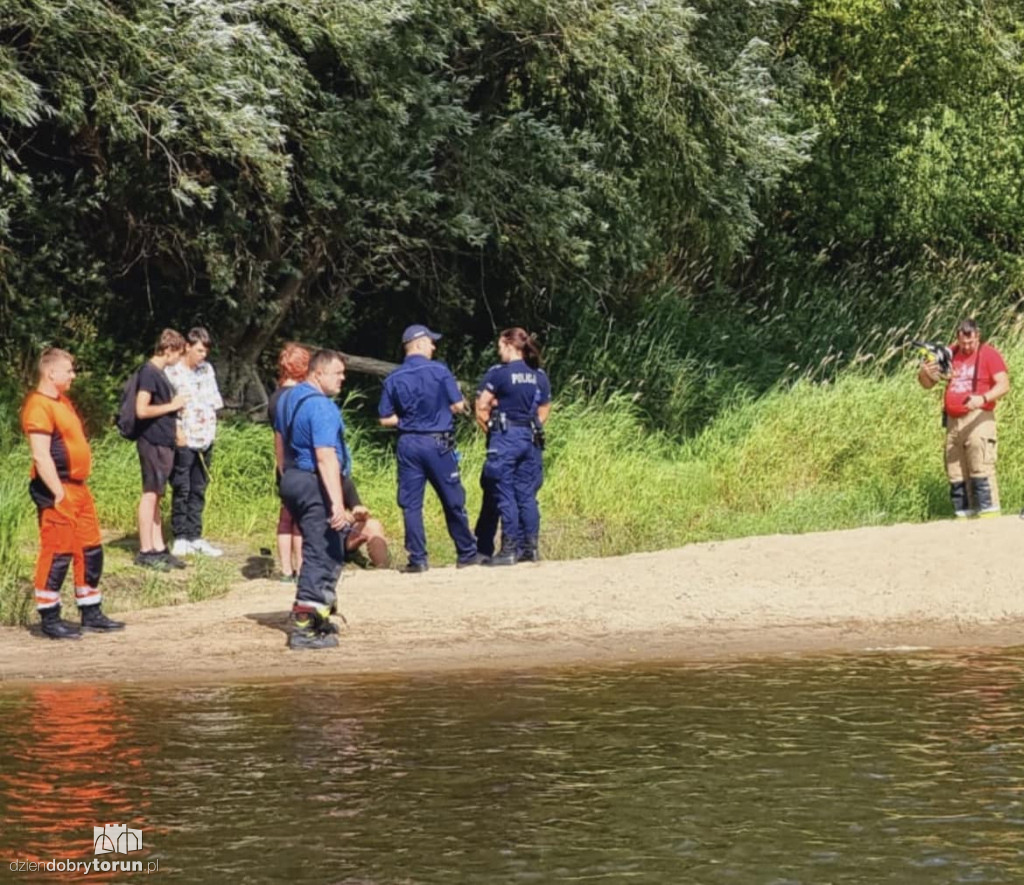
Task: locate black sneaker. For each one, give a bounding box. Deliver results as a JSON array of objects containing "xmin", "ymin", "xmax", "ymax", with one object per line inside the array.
[
  {"xmin": 134, "ymin": 550, "xmax": 170, "ymax": 571},
  {"xmin": 456, "ymin": 554, "xmax": 488, "ymax": 568},
  {"xmin": 156, "ymin": 550, "xmax": 188, "ymax": 570},
  {"xmin": 399, "ymin": 562, "xmax": 429, "ymax": 574}
]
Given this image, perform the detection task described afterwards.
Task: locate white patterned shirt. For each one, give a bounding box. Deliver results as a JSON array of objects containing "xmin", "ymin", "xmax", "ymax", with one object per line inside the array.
[{"xmin": 165, "ymin": 361, "xmax": 223, "ymax": 449}]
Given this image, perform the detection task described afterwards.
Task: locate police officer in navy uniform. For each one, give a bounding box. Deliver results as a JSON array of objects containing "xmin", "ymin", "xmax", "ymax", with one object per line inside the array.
[
  {"xmin": 474, "ymin": 328, "xmax": 551, "ymax": 565},
  {"xmin": 379, "ymin": 324, "xmax": 480, "ymax": 572},
  {"xmin": 276, "ymin": 349, "xmax": 350, "ymax": 648}
]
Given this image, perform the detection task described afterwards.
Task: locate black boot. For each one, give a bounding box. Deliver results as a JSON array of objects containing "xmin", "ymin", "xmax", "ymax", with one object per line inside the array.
[
  {"xmin": 486, "ymin": 538, "xmax": 518, "ymax": 567},
  {"xmin": 39, "ymin": 605, "xmax": 82, "ymax": 641},
  {"xmin": 950, "ymin": 481, "xmax": 972, "ymax": 518},
  {"xmin": 519, "ymin": 536, "xmax": 540, "ymax": 563},
  {"xmin": 315, "ymin": 606, "xmax": 343, "ymax": 636},
  {"xmin": 970, "ymin": 476, "xmax": 999, "ymax": 517},
  {"xmin": 80, "ymin": 604, "xmax": 126, "ymax": 632},
  {"xmin": 288, "ymin": 608, "xmax": 339, "ymax": 650}
]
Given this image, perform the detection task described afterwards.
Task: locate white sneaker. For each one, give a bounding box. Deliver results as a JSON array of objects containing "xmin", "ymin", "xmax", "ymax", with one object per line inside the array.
[
  {"xmin": 191, "ymin": 538, "xmax": 224, "ymax": 557},
  {"xmin": 171, "ymin": 539, "xmax": 194, "ymax": 556}
]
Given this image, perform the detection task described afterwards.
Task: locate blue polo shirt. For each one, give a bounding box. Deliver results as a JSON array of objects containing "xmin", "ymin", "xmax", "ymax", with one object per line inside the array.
[
  {"xmin": 477, "ymin": 361, "xmax": 551, "ymax": 421},
  {"xmin": 275, "ymin": 382, "xmax": 349, "ymax": 473},
  {"xmin": 378, "ymin": 355, "xmax": 463, "ymax": 432}
]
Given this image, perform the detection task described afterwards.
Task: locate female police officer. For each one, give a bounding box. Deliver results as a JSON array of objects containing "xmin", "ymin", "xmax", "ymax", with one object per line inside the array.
[{"xmin": 474, "ymin": 328, "xmax": 551, "ymax": 565}]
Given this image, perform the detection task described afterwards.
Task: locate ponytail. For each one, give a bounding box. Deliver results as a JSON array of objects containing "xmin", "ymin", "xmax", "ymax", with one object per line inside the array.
[{"xmin": 500, "ymin": 327, "xmax": 543, "ymax": 369}]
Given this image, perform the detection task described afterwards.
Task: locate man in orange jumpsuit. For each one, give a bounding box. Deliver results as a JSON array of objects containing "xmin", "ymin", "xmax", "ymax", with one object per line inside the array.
[{"xmin": 20, "ymin": 348, "xmax": 125, "ymax": 639}]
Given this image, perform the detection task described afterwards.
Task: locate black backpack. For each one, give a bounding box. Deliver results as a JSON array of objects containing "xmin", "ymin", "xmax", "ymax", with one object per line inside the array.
[{"xmin": 116, "ymin": 368, "xmax": 143, "ymax": 440}]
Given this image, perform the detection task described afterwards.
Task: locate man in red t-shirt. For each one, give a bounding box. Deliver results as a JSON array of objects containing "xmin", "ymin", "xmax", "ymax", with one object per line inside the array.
[
  {"xmin": 20, "ymin": 348, "xmax": 125, "ymax": 639},
  {"xmin": 918, "ymin": 318, "xmax": 1010, "ymax": 517}
]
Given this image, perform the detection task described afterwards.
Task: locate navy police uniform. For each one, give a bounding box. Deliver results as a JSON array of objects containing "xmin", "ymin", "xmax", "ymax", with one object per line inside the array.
[
  {"xmin": 275, "ymin": 381, "xmax": 349, "ymax": 616},
  {"xmin": 476, "ymin": 361, "xmax": 550, "ymax": 556},
  {"xmin": 379, "ymin": 353, "xmax": 477, "ymax": 567}
]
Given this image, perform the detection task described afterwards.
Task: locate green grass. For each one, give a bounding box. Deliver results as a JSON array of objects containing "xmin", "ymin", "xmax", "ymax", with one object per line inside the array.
[
  {"xmin": 3, "ymin": 334, "xmax": 1024, "ymax": 625},
  {"xmin": 0, "ymin": 470, "xmax": 33, "ymax": 626}
]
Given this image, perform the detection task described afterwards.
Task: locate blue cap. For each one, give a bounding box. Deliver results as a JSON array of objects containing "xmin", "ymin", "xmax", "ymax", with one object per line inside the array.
[{"xmin": 402, "ymin": 324, "xmax": 442, "ymax": 344}]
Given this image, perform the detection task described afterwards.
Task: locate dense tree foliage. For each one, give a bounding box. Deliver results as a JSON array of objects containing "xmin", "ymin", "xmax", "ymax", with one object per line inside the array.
[
  {"xmin": 2, "ymin": 0, "xmax": 1024, "ymax": 435},
  {"xmin": 774, "ymin": 0, "xmax": 1024, "ymax": 258},
  {"xmin": 1, "ymin": 0, "xmax": 805, "ymax": 405}
]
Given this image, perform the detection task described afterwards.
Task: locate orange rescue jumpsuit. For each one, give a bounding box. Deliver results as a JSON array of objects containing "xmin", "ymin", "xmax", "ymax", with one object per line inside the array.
[{"xmin": 20, "ymin": 392, "xmax": 103, "ymax": 610}]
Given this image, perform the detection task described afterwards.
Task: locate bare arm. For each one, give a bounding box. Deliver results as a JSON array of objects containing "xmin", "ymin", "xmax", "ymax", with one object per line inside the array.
[
  {"xmin": 28, "ymin": 433, "xmax": 65, "ymax": 504},
  {"xmin": 315, "ymin": 447, "xmax": 347, "ymax": 529},
  {"xmin": 450, "ymin": 398, "xmax": 468, "ymax": 415},
  {"xmin": 537, "ymin": 403, "xmax": 552, "ymax": 424},
  {"xmin": 379, "ymin": 414, "xmax": 400, "ymax": 428},
  {"xmin": 136, "ymin": 389, "xmax": 187, "ymax": 420},
  {"xmin": 988, "ymin": 370, "xmax": 1010, "ymax": 403},
  {"xmin": 918, "ymin": 362, "xmax": 942, "ymax": 389},
  {"xmin": 966, "ymin": 370, "xmax": 1010, "ymax": 411},
  {"xmin": 475, "ymin": 391, "xmax": 496, "ymax": 432}
]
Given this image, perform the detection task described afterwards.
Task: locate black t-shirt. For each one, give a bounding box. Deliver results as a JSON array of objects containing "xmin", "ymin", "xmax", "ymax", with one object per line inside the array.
[
  {"xmin": 268, "ymin": 385, "xmax": 289, "ymax": 428},
  {"xmin": 137, "ymin": 361, "xmax": 177, "ymax": 447}
]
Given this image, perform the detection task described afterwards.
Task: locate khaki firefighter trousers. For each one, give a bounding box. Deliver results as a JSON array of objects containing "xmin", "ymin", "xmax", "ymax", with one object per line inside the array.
[{"xmin": 944, "ymin": 410, "xmax": 999, "ymax": 511}]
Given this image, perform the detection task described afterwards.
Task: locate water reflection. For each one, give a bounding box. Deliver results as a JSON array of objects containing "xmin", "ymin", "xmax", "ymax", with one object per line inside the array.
[
  {"xmin": 2, "ymin": 651, "xmax": 1024, "ymax": 883},
  {"xmin": 0, "ymin": 686, "xmax": 151, "ymax": 880}
]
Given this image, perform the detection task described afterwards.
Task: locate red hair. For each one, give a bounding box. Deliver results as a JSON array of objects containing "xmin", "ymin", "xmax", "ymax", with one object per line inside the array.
[{"xmin": 277, "ymin": 343, "xmax": 311, "ymax": 384}]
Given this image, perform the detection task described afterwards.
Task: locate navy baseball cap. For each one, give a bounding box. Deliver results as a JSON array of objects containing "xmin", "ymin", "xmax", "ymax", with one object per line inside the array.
[{"xmin": 402, "ymin": 324, "xmax": 442, "ymax": 344}]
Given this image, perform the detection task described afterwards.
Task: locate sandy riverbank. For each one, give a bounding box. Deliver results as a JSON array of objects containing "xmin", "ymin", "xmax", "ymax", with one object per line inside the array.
[{"xmin": 2, "ymin": 517, "xmax": 1024, "ymax": 685}]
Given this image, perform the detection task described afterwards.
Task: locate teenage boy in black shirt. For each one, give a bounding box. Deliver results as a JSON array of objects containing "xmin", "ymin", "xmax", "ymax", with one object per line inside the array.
[{"xmin": 134, "ymin": 329, "xmax": 189, "ymax": 569}]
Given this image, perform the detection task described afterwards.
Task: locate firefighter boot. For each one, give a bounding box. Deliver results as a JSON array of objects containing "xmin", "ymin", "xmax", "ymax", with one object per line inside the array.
[
  {"xmin": 288, "ymin": 608, "xmax": 339, "ymax": 650},
  {"xmin": 950, "ymin": 482, "xmax": 972, "ymax": 518},
  {"xmin": 39, "ymin": 605, "xmax": 83, "ymax": 641},
  {"xmin": 315, "ymin": 606, "xmax": 340, "ymax": 636},
  {"xmin": 486, "ymin": 537, "xmax": 518, "ymax": 567},
  {"xmin": 971, "ymin": 476, "xmax": 999, "ymax": 517},
  {"xmin": 80, "ymin": 604, "xmax": 126, "ymax": 632},
  {"xmin": 519, "ymin": 536, "xmax": 541, "ymax": 563}
]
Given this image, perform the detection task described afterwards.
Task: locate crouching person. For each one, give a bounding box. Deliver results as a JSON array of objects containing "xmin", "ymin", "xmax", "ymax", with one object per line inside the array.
[
  {"xmin": 20, "ymin": 348, "xmax": 124, "ymax": 639},
  {"xmin": 275, "ymin": 349, "xmax": 351, "ymax": 650}
]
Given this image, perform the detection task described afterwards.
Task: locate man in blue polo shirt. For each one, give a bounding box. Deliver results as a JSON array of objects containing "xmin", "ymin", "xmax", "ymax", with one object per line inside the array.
[
  {"xmin": 276, "ymin": 349, "xmax": 350, "ymax": 649},
  {"xmin": 379, "ymin": 324, "xmax": 480, "ymax": 572}
]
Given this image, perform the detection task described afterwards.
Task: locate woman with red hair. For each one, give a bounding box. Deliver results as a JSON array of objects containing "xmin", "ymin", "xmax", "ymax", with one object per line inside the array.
[
  {"xmin": 268, "ymin": 343, "xmax": 311, "ymax": 581},
  {"xmin": 270, "ymin": 343, "xmax": 391, "ymax": 577}
]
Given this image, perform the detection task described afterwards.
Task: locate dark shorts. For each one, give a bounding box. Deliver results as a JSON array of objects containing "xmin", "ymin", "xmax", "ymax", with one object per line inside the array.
[
  {"xmin": 276, "ymin": 504, "xmax": 299, "ymax": 536},
  {"xmin": 137, "ymin": 438, "xmax": 175, "ymax": 495}
]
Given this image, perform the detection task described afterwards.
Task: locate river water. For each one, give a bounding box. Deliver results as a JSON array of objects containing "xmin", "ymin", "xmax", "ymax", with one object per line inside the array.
[{"xmin": 2, "ymin": 649, "xmax": 1024, "ymax": 883}]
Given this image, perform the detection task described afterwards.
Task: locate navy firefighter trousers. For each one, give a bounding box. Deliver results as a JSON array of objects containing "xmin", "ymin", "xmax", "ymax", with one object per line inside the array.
[{"xmin": 280, "ymin": 468, "xmax": 345, "ymax": 610}]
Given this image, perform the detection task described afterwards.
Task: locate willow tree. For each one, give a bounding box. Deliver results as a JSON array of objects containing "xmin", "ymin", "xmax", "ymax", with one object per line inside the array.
[{"xmin": 1, "ymin": 0, "xmax": 809, "ymax": 407}]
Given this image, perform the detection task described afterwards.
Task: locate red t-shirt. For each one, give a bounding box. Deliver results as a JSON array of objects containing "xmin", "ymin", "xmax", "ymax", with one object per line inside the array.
[
  {"xmin": 20, "ymin": 391, "xmax": 92, "ymax": 481},
  {"xmin": 944, "ymin": 343, "xmax": 1008, "ymax": 418}
]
